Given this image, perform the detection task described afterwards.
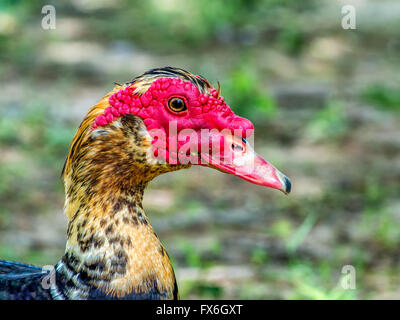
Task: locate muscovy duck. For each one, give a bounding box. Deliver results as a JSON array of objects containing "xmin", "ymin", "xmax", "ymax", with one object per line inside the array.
[{"xmin": 0, "ymin": 67, "xmax": 291, "ymax": 300}]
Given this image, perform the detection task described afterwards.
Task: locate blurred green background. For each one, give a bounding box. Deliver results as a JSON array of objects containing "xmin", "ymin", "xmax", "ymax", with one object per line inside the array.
[{"xmin": 0, "ymin": 0, "xmax": 399, "ymax": 299}]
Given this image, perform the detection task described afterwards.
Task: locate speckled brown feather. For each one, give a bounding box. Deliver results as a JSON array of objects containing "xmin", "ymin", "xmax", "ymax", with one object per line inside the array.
[{"xmin": 62, "ymin": 117, "xmax": 185, "ymax": 298}]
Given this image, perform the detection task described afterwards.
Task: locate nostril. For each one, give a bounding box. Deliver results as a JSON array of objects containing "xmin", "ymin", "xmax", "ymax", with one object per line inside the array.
[{"xmin": 231, "ymin": 144, "xmax": 243, "ymax": 152}]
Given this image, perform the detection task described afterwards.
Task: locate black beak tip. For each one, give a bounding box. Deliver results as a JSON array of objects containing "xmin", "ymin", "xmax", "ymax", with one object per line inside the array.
[{"xmin": 283, "ymin": 176, "xmax": 291, "ymax": 194}]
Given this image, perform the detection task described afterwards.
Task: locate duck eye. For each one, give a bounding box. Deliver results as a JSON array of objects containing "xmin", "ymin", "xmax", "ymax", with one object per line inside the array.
[{"xmin": 168, "ymin": 97, "xmax": 187, "ymax": 113}]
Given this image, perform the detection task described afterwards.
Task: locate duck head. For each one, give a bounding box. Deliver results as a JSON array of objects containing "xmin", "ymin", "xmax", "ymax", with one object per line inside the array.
[{"xmin": 70, "ymin": 67, "xmax": 291, "ymax": 194}]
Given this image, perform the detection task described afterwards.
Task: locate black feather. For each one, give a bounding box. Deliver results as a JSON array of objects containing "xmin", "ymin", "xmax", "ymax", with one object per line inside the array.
[{"xmin": 0, "ymin": 260, "xmax": 53, "ymax": 300}]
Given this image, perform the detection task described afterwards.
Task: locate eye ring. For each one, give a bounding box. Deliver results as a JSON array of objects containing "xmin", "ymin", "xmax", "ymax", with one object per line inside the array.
[{"xmin": 168, "ymin": 97, "xmax": 187, "ymax": 113}]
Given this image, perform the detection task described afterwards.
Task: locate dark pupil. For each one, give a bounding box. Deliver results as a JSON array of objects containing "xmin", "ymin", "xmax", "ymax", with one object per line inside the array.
[{"xmin": 172, "ymin": 99, "xmax": 184, "ymax": 110}]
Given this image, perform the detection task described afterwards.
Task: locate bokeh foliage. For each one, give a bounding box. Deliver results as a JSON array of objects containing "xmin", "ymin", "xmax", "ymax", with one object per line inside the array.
[{"xmin": 0, "ymin": 0, "xmax": 399, "ymax": 299}]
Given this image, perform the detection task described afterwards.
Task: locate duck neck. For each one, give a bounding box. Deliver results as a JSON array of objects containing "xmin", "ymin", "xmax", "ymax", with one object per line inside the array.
[
  {"xmin": 57, "ymin": 114, "xmax": 187, "ymax": 299},
  {"xmin": 58, "ymin": 178, "xmax": 177, "ymax": 300}
]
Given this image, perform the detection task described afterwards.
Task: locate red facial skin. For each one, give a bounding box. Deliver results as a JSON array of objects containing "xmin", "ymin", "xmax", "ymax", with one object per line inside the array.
[
  {"xmin": 93, "ymin": 77, "xmax": 253, "ymax": 135},
  {"xmin": 92, "ymin": 77, "xmax": 291, "ymax": 194},
  {"xmin": 93, "ymin": 77, "xmax": 253, "ymax": 163}
]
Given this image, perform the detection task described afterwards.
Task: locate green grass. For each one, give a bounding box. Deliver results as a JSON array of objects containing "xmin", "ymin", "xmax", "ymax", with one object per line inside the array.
[
  {"xmin": 305, "ymin": 101, "xmax": 349, "ymax": 142},
  {"xmin": 361, "ymin": 84, "xmax": 400, "ymax": 111},
  {"xmin": 222, "ymin": 64, "xmax": 277, "ymax": 120},
  {"xmin": 286, "ymin": 211, "xmax": 318, "ymax": 254}
]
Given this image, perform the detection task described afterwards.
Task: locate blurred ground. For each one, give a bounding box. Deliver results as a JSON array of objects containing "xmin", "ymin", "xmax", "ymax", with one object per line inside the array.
[{"xmin": 0, "ymin": 0, "xmax": 399, "ymax": 299}]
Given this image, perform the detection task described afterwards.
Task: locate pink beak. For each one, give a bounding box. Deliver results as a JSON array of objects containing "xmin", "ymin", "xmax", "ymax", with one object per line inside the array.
[{"xmin": 198, "ymin": 132, "xmax": 291, "ymax": 194}]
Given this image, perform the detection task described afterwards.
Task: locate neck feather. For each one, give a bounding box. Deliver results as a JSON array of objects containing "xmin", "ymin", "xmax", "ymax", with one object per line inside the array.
[
  {"xmin": 61, "ymin": 184, "xmax": 176, "ymax": 299},
  {"xmin": 59, "ymin": 113, "xmax": 183, "ymax": 299}
]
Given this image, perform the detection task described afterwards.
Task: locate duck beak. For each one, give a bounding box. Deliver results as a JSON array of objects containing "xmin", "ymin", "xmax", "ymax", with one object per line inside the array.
[{"xmin": 199, "ymin": 132, "xmax": 291, "ymax": 194}]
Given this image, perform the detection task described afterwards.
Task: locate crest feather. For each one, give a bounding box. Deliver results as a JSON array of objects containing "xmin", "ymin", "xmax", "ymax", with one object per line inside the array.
[{"xmin": 62, "ymin": 86, "xmax": 122, "ymax": 177}]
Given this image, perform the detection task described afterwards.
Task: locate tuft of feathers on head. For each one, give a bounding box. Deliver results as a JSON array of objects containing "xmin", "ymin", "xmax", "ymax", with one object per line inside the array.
[{"xmin": 128, "ymin": 66, "xmax": 213, "ymax": 95}]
